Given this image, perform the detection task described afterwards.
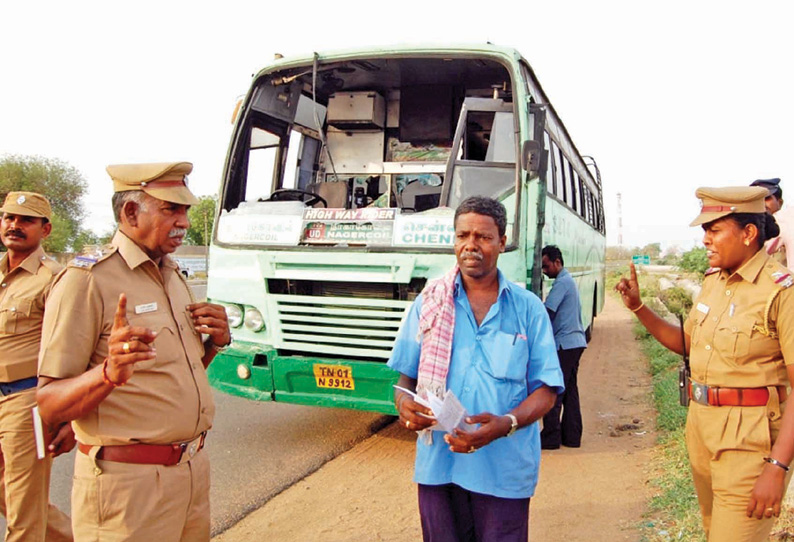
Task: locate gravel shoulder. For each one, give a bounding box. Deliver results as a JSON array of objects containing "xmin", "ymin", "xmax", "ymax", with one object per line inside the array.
[{"xmin": 214, "ymin": 295, "xmax": 656, "ymax": 541}]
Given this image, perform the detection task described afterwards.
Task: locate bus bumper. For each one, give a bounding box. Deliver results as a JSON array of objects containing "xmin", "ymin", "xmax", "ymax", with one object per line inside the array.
[{"xmin": 207, "ymin": 341, "xmax": 400, "ymax": 414}]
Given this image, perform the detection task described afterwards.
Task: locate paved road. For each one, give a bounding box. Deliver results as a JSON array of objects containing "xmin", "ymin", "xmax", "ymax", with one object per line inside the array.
[
  {"xmin": 2, "ymin": 279, "xmax": 390, "ymax": 538},
  {"xmin": 42, "ymin": 393, "xmax": 388, "ymax": 536}
]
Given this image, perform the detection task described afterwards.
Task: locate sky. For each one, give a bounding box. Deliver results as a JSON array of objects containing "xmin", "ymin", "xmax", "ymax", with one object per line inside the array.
[{"xmin": 1, "ymin": 0, "xmax": 792, "ymax": 251}]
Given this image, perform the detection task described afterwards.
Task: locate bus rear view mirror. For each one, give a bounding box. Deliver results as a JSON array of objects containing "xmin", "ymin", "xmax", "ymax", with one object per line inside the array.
[{"xmin": 521, "ymin": 140, "xmax": 542, "ymax": 176}]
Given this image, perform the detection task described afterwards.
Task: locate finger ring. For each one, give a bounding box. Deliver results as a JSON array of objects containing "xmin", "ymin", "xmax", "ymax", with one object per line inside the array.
[
  {"xmin": 467, "ymin": 446, "xmax": 476, "ymax": 453},
  {"xmin": 405, "ymin": 420, "xmax": 410, "ymax": 428},
  {"xmin": 122, "ymin": 342, "xmax": 130, "ymax": 354}
]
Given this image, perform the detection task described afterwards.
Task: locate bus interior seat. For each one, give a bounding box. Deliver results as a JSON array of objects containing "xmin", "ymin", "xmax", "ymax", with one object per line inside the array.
[{"xmin": 308, "ymin": 181, "xmax": 349, "ymax": 208}]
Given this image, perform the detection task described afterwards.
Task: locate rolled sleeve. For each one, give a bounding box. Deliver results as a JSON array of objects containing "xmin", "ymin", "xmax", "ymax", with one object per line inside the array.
[{"xmin": 387, "ymin": 296, "xmax": 423, "ymax": 379}]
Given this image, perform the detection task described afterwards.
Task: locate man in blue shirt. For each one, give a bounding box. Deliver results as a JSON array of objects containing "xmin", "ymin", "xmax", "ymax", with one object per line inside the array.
[
  {"xmin": 539, "ymin": 245, "xmax": 588, "ymax": 450},
  {"xmin": 389, "ymin": 197, "xmax": 563, "ymax": 542}
]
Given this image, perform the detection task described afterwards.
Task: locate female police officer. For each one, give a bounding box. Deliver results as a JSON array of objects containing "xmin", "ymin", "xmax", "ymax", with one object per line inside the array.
[{"xmin": 617, "ymin": 186, "xmax": 794, "ymax": 541}]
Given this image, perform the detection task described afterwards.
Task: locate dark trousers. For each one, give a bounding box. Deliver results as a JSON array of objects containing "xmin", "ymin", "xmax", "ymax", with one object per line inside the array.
[
  {"xmin": 418, "ymin": 483, "xmax": 529, "ymax": 542},
  {"xmin": 541, "ymin": 347, "xmax": 585, "ymax": 448}
]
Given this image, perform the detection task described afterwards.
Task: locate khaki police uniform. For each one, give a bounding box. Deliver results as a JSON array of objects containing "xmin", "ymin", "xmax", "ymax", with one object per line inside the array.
[
  {"xmin": 38, "ymin": 163, "xmax": 213, "ymax": 542},
  {"xmin": 683, "ymin": 186, "xmax": 794, "ymax": 541},
  {"xmin": 0, "ymin": 192, "xmax": 72, "ymax": 542}
]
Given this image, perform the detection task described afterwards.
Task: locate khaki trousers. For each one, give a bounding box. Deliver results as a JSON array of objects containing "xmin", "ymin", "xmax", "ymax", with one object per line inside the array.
[
  {"xmin": 72, "ymin": 445, "xmax": 210, "ymax": 542},
  {"xmin": 686, "ymin": 389, "xmax": 791, "ymax": 542},
  {"xmin": 0, "ymin": 388, "xmax": 72, "ymax": 542}
]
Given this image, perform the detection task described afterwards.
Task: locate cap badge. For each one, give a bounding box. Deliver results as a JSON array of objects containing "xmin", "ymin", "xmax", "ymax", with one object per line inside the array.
[{"xmin": 16, "ymin": 195, "xmax": 25, "ymax": 205}]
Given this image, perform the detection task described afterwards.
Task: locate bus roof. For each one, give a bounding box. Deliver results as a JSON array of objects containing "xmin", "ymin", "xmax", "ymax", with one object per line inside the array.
[{"xmin": 255, "ymin": 43, "xmax": 522, "ymax": 76}]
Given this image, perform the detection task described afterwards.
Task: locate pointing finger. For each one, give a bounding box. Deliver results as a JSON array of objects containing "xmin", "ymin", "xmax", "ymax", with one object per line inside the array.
[
  {"xmin": 629, "ymin": 262, "xmax": 638, "ymax": 284},
  {"xmin": 113, "ymin": 294, "xmax": 129, "ymax": 330}
]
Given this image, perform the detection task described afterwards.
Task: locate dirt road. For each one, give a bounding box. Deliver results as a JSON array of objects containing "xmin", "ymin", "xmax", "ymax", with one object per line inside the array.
[{"xmin": 214, "ymin": 295, "xmax": 655, "ymax": 541}]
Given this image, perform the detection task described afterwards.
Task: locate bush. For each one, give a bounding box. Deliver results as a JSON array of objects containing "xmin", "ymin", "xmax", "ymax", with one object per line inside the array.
[
  {"xmin": 659, "ymin": 287, "xmax": 693, "ymax": 318},
  {"xmin": 679, "ymin": 247, "xmax": 709, "ymax": 275}
]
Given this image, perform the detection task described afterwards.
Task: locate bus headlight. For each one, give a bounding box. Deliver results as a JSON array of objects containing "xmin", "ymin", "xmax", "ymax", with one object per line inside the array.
[
  {"xmin": 244, "ymin": 307, "xmax": 265, "ymax": 332},
  {"xmin": 225, "ymin": 305, "xmax": 243, "ymax": 328}
]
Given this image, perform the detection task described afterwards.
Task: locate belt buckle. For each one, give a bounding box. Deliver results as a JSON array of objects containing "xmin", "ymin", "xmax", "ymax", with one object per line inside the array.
[
  {"xmin": 691, "ymin": 382, "xmax": 710, "ymax": 406},
  {"xmin": 176, "ymin": 432, "xmax": 204, "ymax": 465}
]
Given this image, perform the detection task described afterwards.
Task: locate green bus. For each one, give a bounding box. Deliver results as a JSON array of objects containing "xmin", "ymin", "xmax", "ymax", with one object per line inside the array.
[{"xmin": 207, "ymin": 44, "xmax": 605, "ymax": 414}]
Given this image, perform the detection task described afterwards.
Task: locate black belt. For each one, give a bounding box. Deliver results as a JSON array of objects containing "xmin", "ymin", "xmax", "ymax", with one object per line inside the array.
[{"xmin": 0, "ymin": 376, "xmax": 37, "ymax": 396}]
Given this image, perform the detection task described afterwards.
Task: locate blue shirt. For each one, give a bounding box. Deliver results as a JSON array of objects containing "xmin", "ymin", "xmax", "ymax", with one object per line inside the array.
[
  {"xmin": 544, "ymin": 268, "xmax": 587, "ymax": 350},
  {"xmin": 388, "ymin": 270, "xmax": 563, "ymax": 499}
]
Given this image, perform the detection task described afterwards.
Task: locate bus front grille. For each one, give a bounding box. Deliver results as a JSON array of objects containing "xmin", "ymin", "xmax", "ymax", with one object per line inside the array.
[{"xmin": 270, "ymin": 294, "xmax": 412, "ymax": 360}]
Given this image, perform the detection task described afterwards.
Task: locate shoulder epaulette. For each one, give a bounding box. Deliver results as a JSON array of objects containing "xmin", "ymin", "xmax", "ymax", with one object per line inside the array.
[
  {"xmin": 704, "ymin": 267, "xmax": 720, "ymax": 276},
  {"xmin": 67, "ymin": 245, "xmax": 118, "ymax": 270},
  {"xmin": 771, "ymin": 270, "xmax": 793, "ymax": 289}
]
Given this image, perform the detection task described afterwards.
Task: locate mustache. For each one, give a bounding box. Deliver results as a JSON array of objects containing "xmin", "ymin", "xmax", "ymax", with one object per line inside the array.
[
  {"xmin": 3, "ymin": 229, "xmax": 26, "ymax": 239},
  {"xmin": 460, "ymin": 250, "xmax": 483, "ymax": 261},
  {"xmin": 169, "ymin": 228, "xmax": 187, "ymax": 238}
]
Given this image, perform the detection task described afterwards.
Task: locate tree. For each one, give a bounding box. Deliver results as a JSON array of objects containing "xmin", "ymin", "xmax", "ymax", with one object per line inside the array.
[
  {"xmin": 0, "ymin": 155, "xmax": 91, "ymax": 252},
  {"xmin": 186, "ymin": 196, "xmax": 217, "ymax": 246},
  {"xmin": 606, "ymin": 245, "xmax": 635, "ymax": 261},
  {"xmin": 640, "ymin": 242, "xmax": 662, "ymax": 260}
]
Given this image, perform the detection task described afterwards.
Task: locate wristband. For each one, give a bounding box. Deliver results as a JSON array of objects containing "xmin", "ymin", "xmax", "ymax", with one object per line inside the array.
[
  {"xmin": 630, "ymin": 302, "xmax": 645, "ymax": 313},
  {"xmin": 102, "ymin": 358, "xmax": 125, "ymax": 388},
  {"xmin": 764, "ymin": 456, "xmax": 790, "ymax": 472}
]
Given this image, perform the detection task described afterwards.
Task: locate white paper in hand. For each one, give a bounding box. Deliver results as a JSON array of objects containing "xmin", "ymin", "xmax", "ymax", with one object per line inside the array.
[
  {"xmin": 435, "ymin": 389, "xmax": 475, "ymax": 433},
  {"xmin": 31, "ymin": 406, "xmax": 47, "ymax": 459},
  {"xmin": 393, "ymin": 386, "xmax": 474, "ymax": 433}
]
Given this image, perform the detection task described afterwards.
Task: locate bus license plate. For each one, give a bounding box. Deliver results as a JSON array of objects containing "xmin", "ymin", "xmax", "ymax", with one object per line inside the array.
[{"xmin": 313, "ymin": 364, "xmax": 355, "ymax": 390}]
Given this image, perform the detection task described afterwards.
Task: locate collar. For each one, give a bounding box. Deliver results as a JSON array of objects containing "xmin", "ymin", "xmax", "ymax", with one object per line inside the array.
[
  {"xmin": 112, "ymin": 231, "xmax": 177, "ymax": 271},
  {"xmin": 453, "ymin": 268, "xmax": 509, "ymax": 298},
  {"xmin": 0, "ymin": 246, "xmax": 47, "ymax": 275},
  {"xmin": 728, "ymin": 249, "xmax": 768, "ymax": 284},
  {"xmin": 557, "ymin": 267, "xmax": 570, "ymax": 280}
]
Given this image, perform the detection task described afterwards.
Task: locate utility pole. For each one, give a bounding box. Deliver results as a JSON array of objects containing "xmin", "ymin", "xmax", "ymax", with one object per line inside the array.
[{"xmin": 616, "ymin": 192, "xmax": 623, "ymax": 246}]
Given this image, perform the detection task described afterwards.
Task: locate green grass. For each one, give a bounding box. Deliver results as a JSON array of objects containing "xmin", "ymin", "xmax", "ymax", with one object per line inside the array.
[
  {"xmin": 634, "ymin": 284, "xmax": 794, "ymax": 541},
  {"xmin": 621, "ymin": 274, "xmax": 706, "ymax": 542},
  {"xmin": 635, "ymin": 313, "xmax": 704, "ymax": 541}
]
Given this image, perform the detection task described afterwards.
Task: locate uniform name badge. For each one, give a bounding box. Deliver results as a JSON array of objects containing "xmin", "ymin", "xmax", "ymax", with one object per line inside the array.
[
  {"xmin": 696, "ymin": 302, "xmax": 709, "ymax": 315},
  {"xmin": 135, "ymin": 302, "xmax": 158, "ymax": 314}
]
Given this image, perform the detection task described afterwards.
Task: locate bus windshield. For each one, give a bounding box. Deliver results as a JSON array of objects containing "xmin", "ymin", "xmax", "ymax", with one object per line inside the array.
[{"xmin": 217, "ymin": 54, "xmax": 519, "ymax": 250}]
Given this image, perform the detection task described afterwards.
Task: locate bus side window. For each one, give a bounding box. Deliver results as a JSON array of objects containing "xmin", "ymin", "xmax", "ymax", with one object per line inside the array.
[
  {"xmin": 569, "ymin": 166, "xmax": 578, "ymax": 213},
  {"xmin": 558, "ymin": 150, "xmax": 568, "ymax": 203},
  {"xmin": 544, "ymin": 132, "xmax": 555, "ymax": 196}
]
